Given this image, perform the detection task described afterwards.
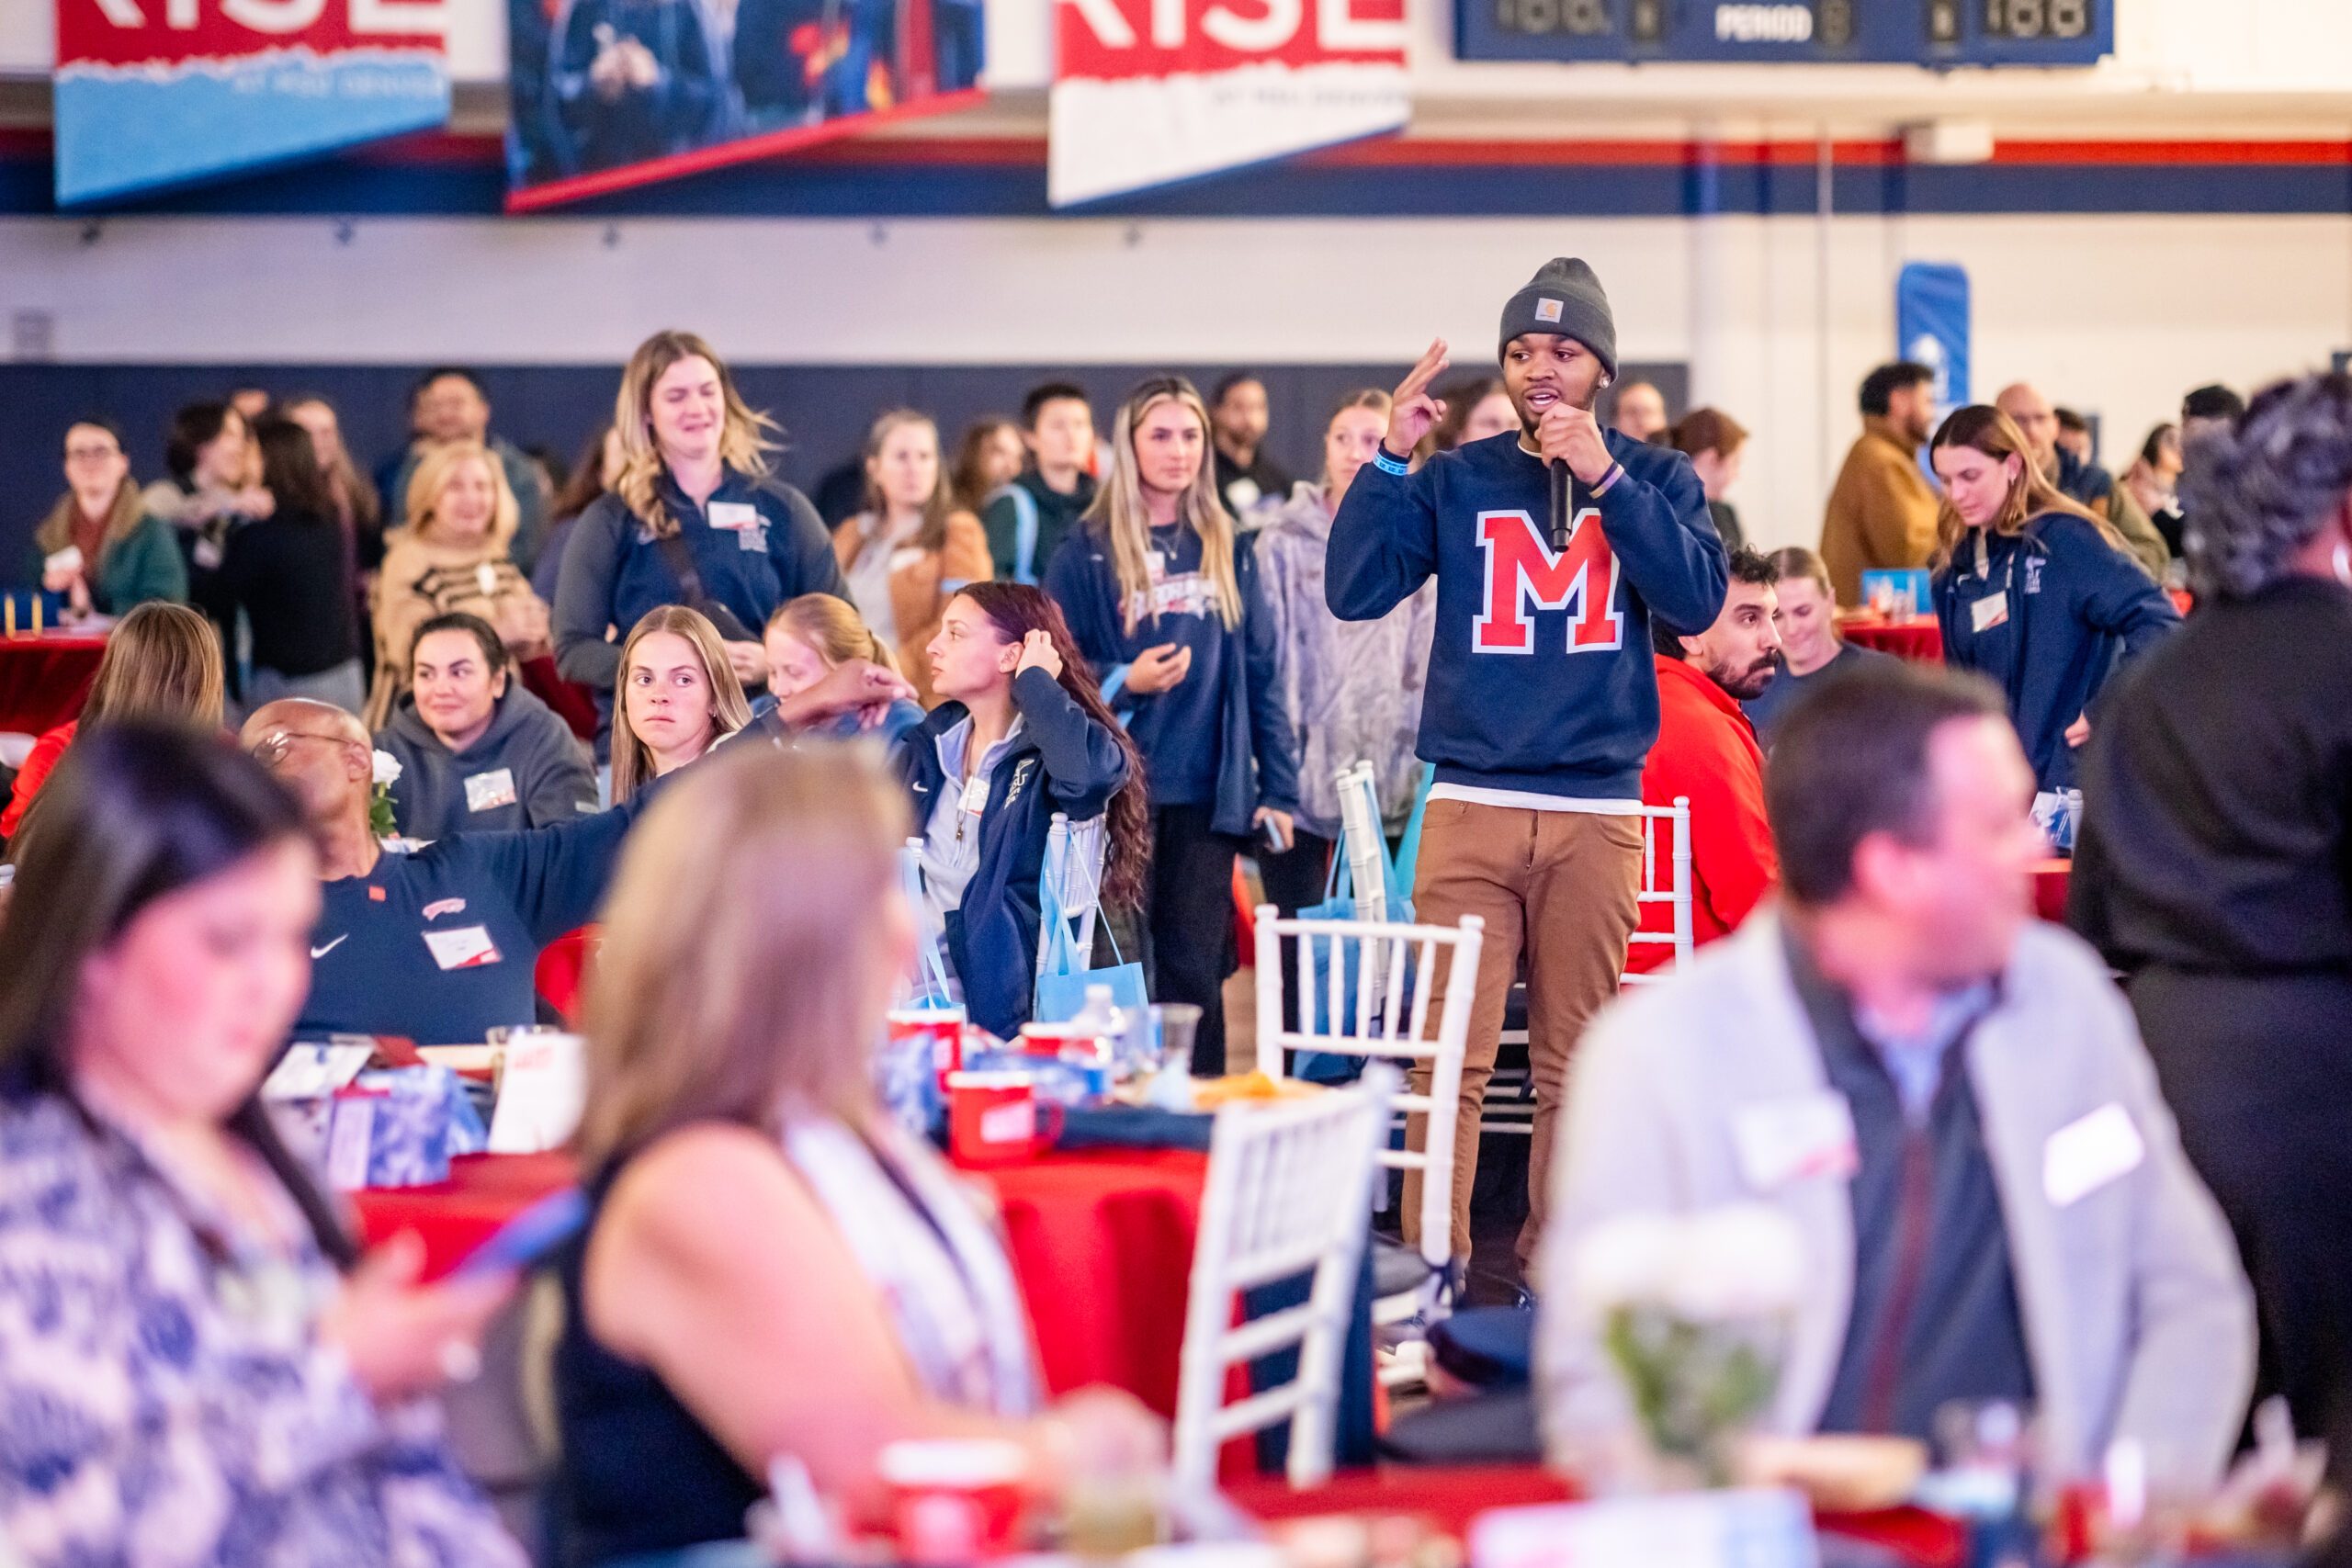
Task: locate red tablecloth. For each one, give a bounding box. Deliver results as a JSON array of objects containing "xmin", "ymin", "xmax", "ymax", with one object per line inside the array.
[
  {"xmin": 350, "ymin": 1150, "xmax": 579, "ymax": 1280},
  {"xmin": 2032, "ymin": 857, "xmax": 2072, "ymax": 923},
  {"xmin": 1840, "ymin": 616, "xmax": 1944, "ymax": 663},
  {"xmin": 978, "ymin": 1147, "xmax": 1209, "ymax": 1415},
  {"xmin": 0, "ymin": 635, "xmax": 106, "ymax": 735},
  {"xmin": 1230, "ymin": 1464, "xmax": 1967, "ymax": 1568},
  {"xmin": 350, "ymin": 1146, "xmax": 1222, "ymax": 1422}
]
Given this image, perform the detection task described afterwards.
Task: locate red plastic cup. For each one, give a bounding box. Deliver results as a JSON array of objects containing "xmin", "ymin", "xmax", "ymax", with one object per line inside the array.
[
  {"xmin": 889, "ymin": 1005, "xmax": 969, "ymax": 1091},
  {"xmin": 946, "ymin": 1072, "xmax": 1061, "ymax": 1168},
  {"xmin": 877, "ymin": 1438, "xmax": 1031, "ymax": 1563}
]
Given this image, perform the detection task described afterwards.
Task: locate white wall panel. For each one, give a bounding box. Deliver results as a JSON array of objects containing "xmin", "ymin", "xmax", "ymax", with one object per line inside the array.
[{"xmin": 6, "ymin": 209, "xmax": 2346, "ymax": 547}]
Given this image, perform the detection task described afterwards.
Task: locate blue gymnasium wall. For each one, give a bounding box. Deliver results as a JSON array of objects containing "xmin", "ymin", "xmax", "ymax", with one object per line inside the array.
[{"xmin": 0, "ymin": 362, "xmax": 1694, "ymax": 577}]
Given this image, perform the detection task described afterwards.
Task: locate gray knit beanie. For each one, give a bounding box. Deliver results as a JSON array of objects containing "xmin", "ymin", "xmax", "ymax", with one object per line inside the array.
[{"xmin": 1497, "ymin": 256, "xmax": 1618, "ymax": 377}]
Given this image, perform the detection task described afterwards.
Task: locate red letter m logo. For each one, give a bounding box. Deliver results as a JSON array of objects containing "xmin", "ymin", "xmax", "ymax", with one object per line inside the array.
[{"xmin": 1472, "ymin": 509, "xmax": 1623, "ymax": 655}]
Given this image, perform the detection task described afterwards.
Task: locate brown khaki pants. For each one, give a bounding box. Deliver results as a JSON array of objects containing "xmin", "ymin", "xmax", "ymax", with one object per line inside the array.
[{"xmin": 1402, "ymin": 799, "xmax": 1642, "ymax": 1269}]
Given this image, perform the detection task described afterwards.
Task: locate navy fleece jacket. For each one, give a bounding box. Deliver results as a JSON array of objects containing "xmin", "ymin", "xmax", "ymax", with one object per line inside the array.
[
  {"xmin": 1934, "ymin": 511, "xmax": 2181, "ymax": 795},
  {"xmin": 896, "ymin": 666, "xmax": 1130, "ymax": 1036},
  {"xmin": 1326, "ymin": 428, "xmax": 1727, "ymax": 800},
  {"xmin": 1046, "ymin": 523, "xmax": 1299, "ymax": 837}
]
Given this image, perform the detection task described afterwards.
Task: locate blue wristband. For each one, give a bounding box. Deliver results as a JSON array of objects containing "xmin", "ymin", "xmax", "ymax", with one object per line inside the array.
[{"xmin": 1371, "ymin": 447, "xmax": 1412, "ymax": 478}]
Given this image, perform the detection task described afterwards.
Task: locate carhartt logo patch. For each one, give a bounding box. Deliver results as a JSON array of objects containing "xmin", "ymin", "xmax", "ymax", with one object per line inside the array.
[{"xmin": 1535, "ymin": 297, "xmax": 1565, "ymax": 323}]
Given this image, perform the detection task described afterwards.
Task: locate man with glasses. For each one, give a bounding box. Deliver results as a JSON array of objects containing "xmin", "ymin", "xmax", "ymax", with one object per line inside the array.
[{"xmin": 243, "ymin": 697, "xmax": 645, "ymax": 1043}]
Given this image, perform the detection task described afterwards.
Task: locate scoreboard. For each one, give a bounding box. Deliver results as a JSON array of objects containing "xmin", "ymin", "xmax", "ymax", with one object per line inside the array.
[{"xmin": 1460, "ymin": 0, "xmax": 2110, "ymax": 66}]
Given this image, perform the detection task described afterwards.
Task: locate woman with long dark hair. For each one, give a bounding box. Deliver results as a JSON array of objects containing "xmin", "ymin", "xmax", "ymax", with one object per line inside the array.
[
  {"xmin": 219, "ymin": 415, "xmax": 366, "ymax": 715},
  {"xmin": 1929, "ymin": 404, "xmax": 2178, "ymax": 798},
  {"xmin": 899, "ymin": 581, "xmax": 1146, "ymax": 1037},
  {"xmin": 0, "ymin": 723, "xmax": 521, "ymax": 1564},
  {"xmin": 1045, "ymin": 376, "xmax": 1299, "ymax": 1074}
]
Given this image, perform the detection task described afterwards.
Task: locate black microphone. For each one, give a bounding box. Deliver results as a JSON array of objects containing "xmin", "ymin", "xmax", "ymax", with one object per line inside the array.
[{"xmin": 1550, "ymin": 457, "xmax": 1571, "ymax": 551}]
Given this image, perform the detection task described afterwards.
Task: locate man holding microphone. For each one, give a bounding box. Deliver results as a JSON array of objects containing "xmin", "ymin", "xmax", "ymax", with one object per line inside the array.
[{"xmin": 1327, "ymin": 257, "xmax": 1728, "ymax": 1272}]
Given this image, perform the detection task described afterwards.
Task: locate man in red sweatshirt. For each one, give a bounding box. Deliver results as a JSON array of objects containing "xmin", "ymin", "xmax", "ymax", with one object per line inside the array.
[{"xmin": 1628, "ymin": 546, "xmax": 1782, "ymax": 975}]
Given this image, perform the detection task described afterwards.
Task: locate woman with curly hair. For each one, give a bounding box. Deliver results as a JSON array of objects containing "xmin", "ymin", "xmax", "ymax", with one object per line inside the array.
[{"xmin": 2072, "ymin": 370, "xmax": 2352, "ymax": 1452}]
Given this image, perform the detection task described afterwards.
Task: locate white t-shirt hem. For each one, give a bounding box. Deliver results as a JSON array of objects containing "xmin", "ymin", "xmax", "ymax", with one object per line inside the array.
[{"xmin": 1426, "ymin": 784, "xmax": 1645, "ymax": 816}]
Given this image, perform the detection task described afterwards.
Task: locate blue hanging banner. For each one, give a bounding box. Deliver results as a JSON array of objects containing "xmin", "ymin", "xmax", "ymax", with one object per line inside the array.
[
  {"xmin": 1896, "ymin": 262, "xmax": 1971, "ymax": 415},
  {"xmin": 52, "ymin": 0, "xmax": 451, "ymax": 208}
]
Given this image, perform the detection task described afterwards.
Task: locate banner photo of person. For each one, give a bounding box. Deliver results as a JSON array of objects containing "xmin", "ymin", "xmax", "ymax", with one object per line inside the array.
[{"xmin": 504, "ymin": 0, "xmax": 985, "ymax": 209}]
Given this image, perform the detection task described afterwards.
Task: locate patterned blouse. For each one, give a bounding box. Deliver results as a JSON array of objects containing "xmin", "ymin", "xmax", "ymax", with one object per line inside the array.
[{"xmin": 0, "ymin": 1092, "xmax": 526, "ymax": 1568}]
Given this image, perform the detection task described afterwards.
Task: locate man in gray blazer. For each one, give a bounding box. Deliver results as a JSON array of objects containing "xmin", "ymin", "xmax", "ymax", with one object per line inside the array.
[{"xmin": 1537, "ymin": 661, "xmax": 2253, "ymax": 1492}]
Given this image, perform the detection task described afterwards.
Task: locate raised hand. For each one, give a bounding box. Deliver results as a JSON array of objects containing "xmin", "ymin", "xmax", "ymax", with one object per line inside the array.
[{"xmin": 1382, "ymin": 340, "xmax": 1452, "ymax": 460}]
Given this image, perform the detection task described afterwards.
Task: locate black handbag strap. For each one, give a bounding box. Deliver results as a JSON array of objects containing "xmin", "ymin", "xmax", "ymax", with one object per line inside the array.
[{"xmin": 650, "ymin": 524, "xmax": 755, "ymax": 642}]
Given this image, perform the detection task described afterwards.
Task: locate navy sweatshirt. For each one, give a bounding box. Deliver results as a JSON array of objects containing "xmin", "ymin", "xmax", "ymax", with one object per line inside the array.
[
  {"xmin": 1326, "ymin": 429, "xmax": 1728, "ymax": 800},
  {"xmin": 1046, "ymin": 521, "xmax": 1299, "ymax": 837},
  {"xmin": 295, "ymin": 794, "xmax": 649, "ymax": 1044},
  {"xmin": 1932, "ymin": 512, "xmax": 2180, "ymax": 795},
  {"xmin": 896, "ymin": 666, "xmax": 1131, "ymax": 1037},
  {"xmin": 552, "ymin": 468, "xmax": 845, "ymax": 691}
]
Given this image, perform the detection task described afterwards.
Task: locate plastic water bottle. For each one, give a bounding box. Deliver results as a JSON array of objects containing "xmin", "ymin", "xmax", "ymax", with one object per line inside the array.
[{"xmin": 1067, "ymin": 985, "xmax": 1120, "ymax": 1062}]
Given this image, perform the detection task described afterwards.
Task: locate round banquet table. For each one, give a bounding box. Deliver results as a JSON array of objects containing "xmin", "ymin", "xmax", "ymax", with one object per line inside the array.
[
  {"xmin": 1838, "ymin": 615, "xmax": 1943, "ymax": 663},
  {"xmin": 2031, "ymin": 857, "xmax": 2073, "ymax": 924},
  {"xmin": 349, "ymin": 1145, "xmax": 1293, "ymax": 1444},
  {"xmin": 0, "ymin": 634, "xmax": 107, "ymax": 736}
]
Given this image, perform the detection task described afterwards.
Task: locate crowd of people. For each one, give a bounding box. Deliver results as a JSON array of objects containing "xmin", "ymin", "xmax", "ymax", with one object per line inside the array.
[{"xmin": 3, "ymin": 249, "xmax": 2350, "ymax": 1567}]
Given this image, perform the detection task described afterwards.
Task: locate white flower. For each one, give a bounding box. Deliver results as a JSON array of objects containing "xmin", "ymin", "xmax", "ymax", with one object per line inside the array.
[
  {"xmin": 1572, "ymin": 1213, "xmax": 1679, "ymax": 1316},
  {"xmin": 371, "ymin": 750, "xmax": 401, "ymax": 788},
  {"xmin": 1664, "ymin": 1203, "xmax": 1807, "ymax": 1322}
]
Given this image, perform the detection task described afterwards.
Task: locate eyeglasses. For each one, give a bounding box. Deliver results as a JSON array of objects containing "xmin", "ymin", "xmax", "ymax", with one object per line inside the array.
[{"xmin": 249, "ymin": 729, "xmax": 358, "ymax": 766}]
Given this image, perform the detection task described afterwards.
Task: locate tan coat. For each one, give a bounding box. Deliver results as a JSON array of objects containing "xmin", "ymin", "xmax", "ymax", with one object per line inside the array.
[
  {"xmin": 832, "ymin": 511, "xmax": 992, "ymax": 707},
  {"xmin": 366, "ymin": 528, "xmax": 551, "ymax": 728},
  {"xmin": 1819, "ymin": 417, "xmax": 1941, "ymax": 607}
]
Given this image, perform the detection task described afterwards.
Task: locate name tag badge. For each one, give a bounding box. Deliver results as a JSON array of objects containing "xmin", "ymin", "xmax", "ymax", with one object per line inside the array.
[
  {"xmin": 475, "ymin": 561, "xmax": 500, "ymax": 598},
  {"xmin": 464, "ymin": 768, "xmax": 518, "ymax": 813},
  {"xmin": 2043, "ymin": 1102, "xmax": 2145, "ymax": 1207},
  {"xmin": 959, "ymin": 775, "xmax": 989, "ymax": 815},
  {"xmin": 707, "ymin": 501, "xmax": 760, "ymax": 532},
  {"xmin": 43, "ymin": 546, "xmax": 85, "ymax": 575},
  {"xmin": 1227, "ymin": 478, "xmax": 1261, "ymax": 512},
  {"xmin": 738, "ymin": 523, "xmax": 768, "ymax": 553},
  {"xmin": 1971, "ymin": 593, "xmax": 2010, "ymax": 635},
  {"xmin": 422, "ymin": 923, "xmax": 503, "ymax": 971},
  {"xmin": 1732, "ymin": 1090, "xmax": 1859, "ymax": 1193}
]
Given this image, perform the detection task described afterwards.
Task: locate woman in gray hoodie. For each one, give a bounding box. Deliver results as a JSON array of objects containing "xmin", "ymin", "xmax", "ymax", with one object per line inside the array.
[
  {"xmin": 1252, "ymin": 388, "xmax": 1435, "ymax": 915},
  {"xmin": 375, "ymin": 611, "xmax": 599, "ymax": 839}
]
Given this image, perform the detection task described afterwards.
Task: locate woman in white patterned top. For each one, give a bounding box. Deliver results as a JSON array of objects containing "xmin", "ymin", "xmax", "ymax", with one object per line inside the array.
[{"xmin": 0, "ymin": 722, "xmax": 526, "ymax": 1568}]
